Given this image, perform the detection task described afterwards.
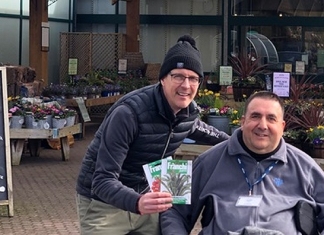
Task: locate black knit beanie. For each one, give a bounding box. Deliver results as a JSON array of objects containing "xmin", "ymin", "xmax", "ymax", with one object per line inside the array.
[{"xmin": 159, "ymin": 35, "xmax": 203, "ymax": 80}]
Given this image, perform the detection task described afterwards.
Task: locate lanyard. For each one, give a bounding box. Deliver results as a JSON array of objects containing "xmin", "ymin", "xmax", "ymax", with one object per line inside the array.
[{"xmin": 237, "ymin": 157, "xmax": 279, "ymax": 196}]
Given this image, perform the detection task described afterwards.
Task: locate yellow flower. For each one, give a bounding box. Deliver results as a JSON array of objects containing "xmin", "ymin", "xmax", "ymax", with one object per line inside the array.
[
  {"xmin": 306, "ymin": 125, "xmax": 324, "ymax": 145},
  {"xmin": 232, "ymin": 119, "xmax": 240, "ymax": 125}
]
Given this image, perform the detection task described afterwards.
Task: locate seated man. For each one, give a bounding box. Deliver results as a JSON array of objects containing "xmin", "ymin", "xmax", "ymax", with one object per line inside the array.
[{"xmin": 160, "ymin": 91, "xmax": 324, "ymax": 235}]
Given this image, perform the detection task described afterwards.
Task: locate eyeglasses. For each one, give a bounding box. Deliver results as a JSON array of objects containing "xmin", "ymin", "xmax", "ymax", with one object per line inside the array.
[{"xmin": 169, "ymin": 73, "xmax": 201, "ymax": 85}]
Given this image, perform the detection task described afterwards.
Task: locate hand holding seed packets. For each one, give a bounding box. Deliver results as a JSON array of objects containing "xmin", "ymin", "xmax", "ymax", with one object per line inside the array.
[{"xmin": 143, "ymin": 157, "xmax": 192, "ymax": 204}]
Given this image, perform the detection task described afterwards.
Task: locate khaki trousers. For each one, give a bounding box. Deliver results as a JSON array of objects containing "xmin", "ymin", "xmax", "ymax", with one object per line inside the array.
[{"xmin": 76, "ymin": 194, "xmax": 160, "ymax": 235}]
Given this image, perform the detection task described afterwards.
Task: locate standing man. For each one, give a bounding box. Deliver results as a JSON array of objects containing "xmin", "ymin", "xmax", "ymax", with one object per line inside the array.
[
  {"xmin": 76, "ymin": 35, "xmax": 229, "ymax": 234},
  {"xmin": 161, "ymin": 91, "xmax": 324, "ymax": 235}
]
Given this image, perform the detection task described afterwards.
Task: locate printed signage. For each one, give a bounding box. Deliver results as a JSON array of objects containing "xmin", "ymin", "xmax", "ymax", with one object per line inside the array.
[
  {"xmin": 219, "ymin": 66, "xmax": 232, "ymax": 85},
  {"xmin": 295, "ymin": 61, "xmax": 305, "ymax": 75},
  {"xmin": 68, "ymin": 58, "xmax": 78, "ymax": 75},
  {"xmin": 272, "ymin": 72, "xmax": 290, "ymax": 97},
  {"xmin": 74, "ymin": 97, "xmax": 91, "ymax": 122}
]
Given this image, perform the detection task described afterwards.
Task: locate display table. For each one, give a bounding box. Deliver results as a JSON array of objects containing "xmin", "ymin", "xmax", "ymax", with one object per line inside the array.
[
  {"xmin": 65, "ymin": 95, "xmax": 123, "ymax": 137},
  {"xmin": 9, "ymin": 124, "xmax": 82, "ymax": 165},
  {"xmin": 174, "ymin": 144, "xmax": 212, "ymax": 161},
  {"xmin": 65, "ymin": 94, "xmax": 123, "ymax": 109}
]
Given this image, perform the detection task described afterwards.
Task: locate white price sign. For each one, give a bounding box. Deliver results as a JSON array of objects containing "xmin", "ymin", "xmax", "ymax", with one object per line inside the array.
[{"xmin": 272, "ymin": 72, "xmax": 290, "ymax": 97}]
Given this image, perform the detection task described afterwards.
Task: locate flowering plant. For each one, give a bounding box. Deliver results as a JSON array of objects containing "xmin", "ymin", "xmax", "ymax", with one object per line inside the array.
[
  {"xmin": 212, "ymin": 105, "xmax": 233, "ymax": 117},
  {"xmin": 229, "ymin": 98, "xmax": 245, "ymax": 127},
  {"xmin": 9, "ymin": 106, "xmax": 25, "ymax": 117},
  {"xmin": 229, "ymin": 109, "xmax": 241, "ymax": 126},
  {"xmin": 50, "ymin": 104, "xmax": 66, "ymax": 119},
  {"xmin": 8, "ymin": 96, "xmax": 26, "ymax": 116},
  {"xmin": 30, "ymin": 105, "xmax": 47, "ymax": 122},
  {"xmin": 195, "ymin": 89, "xmax": 227, "ymax": 115},
  {"xmin": 41, "ymin": 105, "xmax": 55, "ymax": 116},
  {"xmin": 64, "ymin": 108, "xmax": 77, "ymax": 117},
  {"xmin": 306, "ymin": 126, "xmax": 324, "ymax": 145},
  {"xmin": 195, "ymin": 89, "xmax": 217, "ymax": 112},
  {"xmin": 283, "ymin": 129, "xmax": 305, "ymax": 142},
  {"xmin": 53, "ymin": 109, "xmax": 66, "ymax": 119}
]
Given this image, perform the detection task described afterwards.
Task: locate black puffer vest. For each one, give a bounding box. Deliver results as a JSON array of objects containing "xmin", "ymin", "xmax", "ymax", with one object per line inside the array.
[{"xmin": 76, "ymin": 84, "xmax": 200, "ymax": 197}]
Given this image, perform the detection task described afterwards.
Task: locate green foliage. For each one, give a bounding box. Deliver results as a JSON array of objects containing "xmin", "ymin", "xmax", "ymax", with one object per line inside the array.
[
  {"xmin": 45, "ymin": 69, "xmax": 149, "ymax": 98},
  {"xmin": 195, "ymin": 89, "xmax": 218, "ymax": 109},
  {"xmin": 285, "ymin": 101, "xmax": 324, "ymax": 130},
  {"xmin": 161, "ymin": 171, "xmax": 191, "ymax": 196},
  {"xmin": 214, "ymin": 95, "xmax": 223, "ymax": 109},
  {"xmin": 116, "ymin": 70, "xmax": 150, "ymax": 93},
  {"xmin": 283, "ymin": 129, "xmax": 304, "ymax": 141},
  {"xmin": 306, "ymin": 125, "xmax": 324, "ymax": 145},
  {"xmin": 229, "ymin": 52, "xmax": 268, "ymax": 88}
]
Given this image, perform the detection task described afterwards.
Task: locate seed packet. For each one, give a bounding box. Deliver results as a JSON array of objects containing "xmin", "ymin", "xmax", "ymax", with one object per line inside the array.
[
  {"xmin": 160, "ymin": 159, "xmax": 192, "ymax": 204},
  {"xmin": 142, "ymin": 156, "xmax": 172, "ymax": 192}
]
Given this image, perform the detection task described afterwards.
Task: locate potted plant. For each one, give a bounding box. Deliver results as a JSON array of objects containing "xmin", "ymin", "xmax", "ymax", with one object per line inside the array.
[
  {"xmin": 228, "ymin": 52, "xmax": 268, "ymax": 101},
  {"xmin": 64, "ymin": 108, "xmax": 77, "ymax": 127},
  {"xmin": 284, "ymin": 97, "xmax": 324, "ymax": 155},
  {"xmin": 306, "ymin": 125, "xmax": 324, "ymax": 158},
  {"xmin": 207, "ymin": 105, "xmax": 233, "ymax": 135},
  {"xmin": 195, "ymin": 89, "xmax": 217, "ymax": 120},
  {"xmin": 51, "ymin": 104, "xmax": 67, "ymax": 129},
  {"xmin": 283, "ymin": 129, "xmax": 305, "ymax": 150},
  {"xmin": 8, "ymin": 97, "xmax": 26, "ymax": 129},
  {"xmin": 195, "ymin": 89, "xmax": 232, "ymax": 134},
  {"xmin": 32, "ymin": 106, "xmax": 48, "ymax": 129}
]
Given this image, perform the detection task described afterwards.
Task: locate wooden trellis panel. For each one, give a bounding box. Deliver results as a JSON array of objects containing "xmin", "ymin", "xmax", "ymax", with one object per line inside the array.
[{"xmin": 60, "ymin": 33, "xmax": 126, "ymax": 82}]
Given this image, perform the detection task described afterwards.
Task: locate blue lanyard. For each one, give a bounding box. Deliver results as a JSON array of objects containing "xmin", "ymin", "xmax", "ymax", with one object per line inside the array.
[{"xmin": 237, "ymin": 157, "xmax": 279, "ymax": 196}]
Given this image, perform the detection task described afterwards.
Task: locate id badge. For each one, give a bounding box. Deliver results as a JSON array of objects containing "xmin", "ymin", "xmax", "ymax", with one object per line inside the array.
[{"xmin": 235, "ymin": 195, "xmax": 263, "ymax": 207}]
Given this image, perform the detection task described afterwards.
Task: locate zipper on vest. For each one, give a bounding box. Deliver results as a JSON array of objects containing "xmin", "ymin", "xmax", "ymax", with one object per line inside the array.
[{"xmin": 160, "ymin": 129, "xmax": 173, "ymax": 159}]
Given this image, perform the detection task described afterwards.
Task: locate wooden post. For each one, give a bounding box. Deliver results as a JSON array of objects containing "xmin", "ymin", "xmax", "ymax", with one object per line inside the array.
[
  {"xmin": 126, "ymin": 0, "xmax": 140, "ymax": 52},
  {"xmin": 29, "ymin": 0, "xmax": 49, "ymax": 85}
]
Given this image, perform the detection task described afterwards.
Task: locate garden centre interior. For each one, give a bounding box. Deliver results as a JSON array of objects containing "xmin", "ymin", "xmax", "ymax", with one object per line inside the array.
[
  {"xmin": 0, "ymin": 2, "xmax": 323, "ymax": 234},
  {"xmin": 2, "ymin": 1, "xmax": 324, "ymax": 157}
]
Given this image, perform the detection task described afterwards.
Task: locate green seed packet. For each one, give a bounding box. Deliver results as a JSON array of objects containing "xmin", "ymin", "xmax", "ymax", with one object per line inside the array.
[{"xmin": 160, "ymin": 159, "xmax": 192, "ymax": 204}]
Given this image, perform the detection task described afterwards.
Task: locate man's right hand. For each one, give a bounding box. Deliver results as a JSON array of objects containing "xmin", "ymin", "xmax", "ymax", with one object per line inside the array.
[{"xmin": 137, "ymin": 192, "xmax": 173, "ymax": 215}]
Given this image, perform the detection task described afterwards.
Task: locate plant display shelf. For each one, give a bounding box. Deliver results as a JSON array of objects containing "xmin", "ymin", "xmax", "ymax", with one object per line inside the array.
[
  {"xmin": 65, "ymin": 94, "xmax": 123, "ymax": 108},
  {"xmin": 9, "ymin": 124, "xmax": 82, "ymax": 165},
  {"xmin": 64, "ymin": 95, "xmax": 124, "ymax": 137}
]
